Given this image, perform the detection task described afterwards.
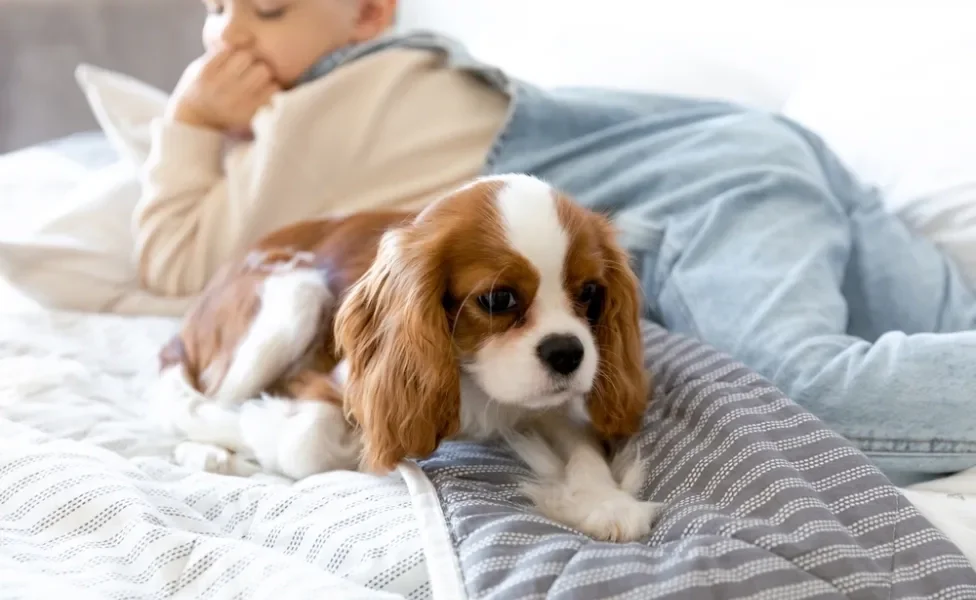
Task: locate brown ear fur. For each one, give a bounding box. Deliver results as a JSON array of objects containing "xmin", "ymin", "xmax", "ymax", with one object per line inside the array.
[
  {"xmin": 588, "ymin": 217, "xmax": 649, "ymax": 439},
  {"xmin": 334, "ymin": 228, "xmax": 460, "ymax": 473}
]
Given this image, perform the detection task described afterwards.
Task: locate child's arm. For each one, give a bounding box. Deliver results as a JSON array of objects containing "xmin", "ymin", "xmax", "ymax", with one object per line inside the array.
[
  {"xmin": 133, "ymin": 49, "xmax": 279, "ymax": 296},
  {"xmin": 134, "ymin": 119, "xmax": 228, "ymax": 296}
]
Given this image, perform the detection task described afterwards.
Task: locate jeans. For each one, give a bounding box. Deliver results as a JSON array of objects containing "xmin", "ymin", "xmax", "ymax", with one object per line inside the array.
[
  {"xmin": 313, "ymin": 30, "xmax": 976, "ymax": 484},
  {"xmin": 487, "ymin": 84, "xmax": 976, "ymax": 484}
]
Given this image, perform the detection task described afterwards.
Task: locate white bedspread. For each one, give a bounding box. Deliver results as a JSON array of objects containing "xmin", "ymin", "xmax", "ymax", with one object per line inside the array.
[
  {"xmin": 904, "ymin": 470, "xmax": 976, "ymax": 566},
  {"xmin": 0, "ymin": 310, "xmax": 434, "ymax": 599},
  {"xmin": 0, "ymin": 143, "xmax": 441, "ymax": 599}
]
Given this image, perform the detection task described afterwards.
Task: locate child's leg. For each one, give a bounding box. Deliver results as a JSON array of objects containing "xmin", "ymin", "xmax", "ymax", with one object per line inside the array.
[
  {"xmin": 490, "ymin": 89, "xmax": 976, "ymax": 480},
  {"xmin": 798, "ymin": 126, "xmax": 976, "ymax": 340},
  {"xmin": 630, "ymin": 116, "xmax": 976, "ymax": 480}
]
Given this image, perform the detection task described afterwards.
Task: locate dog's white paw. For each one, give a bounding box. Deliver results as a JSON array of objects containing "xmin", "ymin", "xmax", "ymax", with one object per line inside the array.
[
  {"xmin": 174, "ymin": 441, "xmax": 232, "ymax": 473},
  {"xmin": 576, "ymin": 490, "xmax": 662, "ymax": 543},
  {"xmin": 524, "ymin": 480, "xmax": 662, "ymax": 543},
  {"xmin": 173, "ymin": 441, "xmax": 259, "ymax": 476}
]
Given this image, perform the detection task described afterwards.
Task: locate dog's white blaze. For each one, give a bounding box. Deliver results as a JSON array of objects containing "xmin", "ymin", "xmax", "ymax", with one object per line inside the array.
[
  {"xmin": 493, "ymin": 174, "xmax": 569, "ymax": 280},
  {"xmin": 464, "ymin": 174, "xmax": 599, "ymax": 407},
  {"xmin": 213, "ymin": 268, "xmax": 331, "ymax": 405},
  {"xmin": 495, "ymin": 174, "xmax": 573, "ymax": 329}
]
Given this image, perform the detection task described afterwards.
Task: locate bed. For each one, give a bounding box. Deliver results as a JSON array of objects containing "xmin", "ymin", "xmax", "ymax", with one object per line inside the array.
[
  {"xmin": 5, "ymin": 4, "xmax": 976, "ymax": 598},
  {"xmin": 0, "ymin": 139, "xmax": 975, "ymax": 600}
]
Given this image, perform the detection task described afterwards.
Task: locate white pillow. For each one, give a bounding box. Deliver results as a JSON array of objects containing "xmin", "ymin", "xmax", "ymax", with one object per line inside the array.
[
  {"xmin": 0, "ymin": 64, "xmax": 191, "ymax": 316},
  {"xmin": 781, "ymin": 38, "xmax": 976, "ymax": 287},
  {"xmin": 74, "ymin": 63, "xmax": 170, "ymax": 168}
]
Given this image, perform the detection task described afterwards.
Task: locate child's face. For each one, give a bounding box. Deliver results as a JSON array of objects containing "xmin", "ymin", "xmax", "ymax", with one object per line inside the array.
[{"xmin": 201, "ymin": 0, "xmax": 394, "ymax": 88}]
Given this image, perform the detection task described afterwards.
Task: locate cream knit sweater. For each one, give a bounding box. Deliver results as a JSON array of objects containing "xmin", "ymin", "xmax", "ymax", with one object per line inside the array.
[{"xmin": 134, "ymin": 48, "xmax": 509, "ymax": 296}]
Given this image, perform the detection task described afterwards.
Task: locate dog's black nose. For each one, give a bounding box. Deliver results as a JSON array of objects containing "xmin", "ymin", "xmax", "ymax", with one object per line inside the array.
[{"xmin": 536, "ymin": 334, "xmax": 585, "ymax": 376}]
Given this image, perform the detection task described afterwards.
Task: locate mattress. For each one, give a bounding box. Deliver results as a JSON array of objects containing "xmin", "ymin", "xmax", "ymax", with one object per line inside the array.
[{"xmin": 3, "ymin": 134, "xmax": 976, "ymax": 599}]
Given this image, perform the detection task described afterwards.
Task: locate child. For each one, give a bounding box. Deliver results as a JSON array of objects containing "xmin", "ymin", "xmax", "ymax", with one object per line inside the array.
[
  {"xmin": 136, "ymin": 0, "xmax": 508, "ymax": 296},
  {"xmin": 138, "ymin": 0, "xmax": 976, "ymax": 485}
]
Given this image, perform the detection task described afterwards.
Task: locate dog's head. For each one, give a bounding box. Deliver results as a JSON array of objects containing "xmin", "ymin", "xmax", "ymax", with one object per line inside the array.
[{"xmin": 335, "ymin": 174, "xmax": 649, "ymax": 472}]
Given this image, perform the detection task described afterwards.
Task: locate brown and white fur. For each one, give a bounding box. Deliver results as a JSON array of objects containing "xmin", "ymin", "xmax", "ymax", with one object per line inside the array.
[{"xmin": 153, "ymin": 174, "xmax": 661, "ymax": 542}]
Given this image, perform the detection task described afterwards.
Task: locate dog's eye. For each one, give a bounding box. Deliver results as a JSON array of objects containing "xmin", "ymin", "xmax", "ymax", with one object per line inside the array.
[
  {"xmin": 477, "ymin": 288, "xmax": 518, "ymax": 314},
  {"xmin": 578, "ymin": 281, "xmax": 604, "ymax": 324},
  {"xmin": 578, "ymin": 282, "xmax": 599, "ymax": 304}
]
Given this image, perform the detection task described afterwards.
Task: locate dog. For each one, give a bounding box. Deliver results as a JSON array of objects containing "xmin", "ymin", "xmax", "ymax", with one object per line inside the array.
[{"xmin": 153, "ymin": 173, "xmax": 660, "ymax": 542}]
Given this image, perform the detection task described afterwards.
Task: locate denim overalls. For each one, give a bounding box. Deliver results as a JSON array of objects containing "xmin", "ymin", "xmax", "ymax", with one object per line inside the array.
[{"xmin": 302, "ymin": 31, "xmax": 976, "ymax": 484}]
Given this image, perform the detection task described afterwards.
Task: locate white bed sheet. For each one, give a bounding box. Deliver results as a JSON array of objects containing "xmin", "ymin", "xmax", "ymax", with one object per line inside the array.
[
  {"xmin": 904, "ymin": 470, "xmax": 976, "ymax": 566},
  {"xmin": 0, "ymin": 307, "xmax": 438, "ymax": 599},
  {"xmin": 2, "ymin": 139, "xmax": 976, "ymax": 597},
  {"xmin": 0, "ymin": 145, "xmax": 439, "ymax": 599},
  {"xmin": 0, "ymin": 137, "xmax": 105, "ymax": 314}
]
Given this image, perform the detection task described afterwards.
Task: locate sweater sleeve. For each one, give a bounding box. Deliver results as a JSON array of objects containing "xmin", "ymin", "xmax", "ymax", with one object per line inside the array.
[
  {"xmin": 132, "ymin": 48, "xmax": 508, "ymax": 298},
  {"xmin": 132, "ymin": 118, "xmax": 232, "ymax": 297}
]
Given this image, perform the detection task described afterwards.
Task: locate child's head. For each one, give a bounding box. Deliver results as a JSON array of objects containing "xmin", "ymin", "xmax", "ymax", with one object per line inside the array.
[{"xmin": 201, "ymin": 0, "xmax": 397, "ymax": 88}]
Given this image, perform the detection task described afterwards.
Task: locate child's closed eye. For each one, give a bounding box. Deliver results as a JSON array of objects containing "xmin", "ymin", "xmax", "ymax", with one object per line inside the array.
[
  {"xmin": 201, "ymin": 0, "xmax": 288, "ymax": 20},
  {"xmin": 254, "ymin": 3, "xmax": 289, "ymax": 19}
]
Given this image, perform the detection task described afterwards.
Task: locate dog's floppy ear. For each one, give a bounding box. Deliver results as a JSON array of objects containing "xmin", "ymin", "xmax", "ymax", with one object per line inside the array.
[
  {"xmin": 587, "ymin": 215, "xmax": 649, "ymax": 440},
  {"xmin": 334, "ymin": 226, "xmax": 461, "ymax": 473}
]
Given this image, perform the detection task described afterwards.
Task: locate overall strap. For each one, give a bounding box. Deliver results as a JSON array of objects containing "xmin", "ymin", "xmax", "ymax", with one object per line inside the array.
[{"xmin": 296, "ymin": 30, "xmax": 511, "ymax": 92}]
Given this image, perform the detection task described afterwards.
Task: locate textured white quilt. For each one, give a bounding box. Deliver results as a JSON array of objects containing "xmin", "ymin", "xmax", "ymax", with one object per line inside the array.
[
  {"xmin": 0, "ymin": 143, "xmax": 444, "ymax": 599},
  {"xmin": 0, "ymin": 309, "xmax": 435, "ymax": 599}
]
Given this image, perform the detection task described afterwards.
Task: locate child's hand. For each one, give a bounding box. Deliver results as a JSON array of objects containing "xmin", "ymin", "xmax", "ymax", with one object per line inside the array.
[{"xmin": 167, "ymin": 48, "xmax": 281, "ymax": 134}]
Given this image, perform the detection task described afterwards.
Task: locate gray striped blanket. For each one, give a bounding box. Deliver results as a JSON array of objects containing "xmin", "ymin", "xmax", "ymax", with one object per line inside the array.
[{"xmin": 418, "ymin": 323, "xmax": 976, "ymax": 599}]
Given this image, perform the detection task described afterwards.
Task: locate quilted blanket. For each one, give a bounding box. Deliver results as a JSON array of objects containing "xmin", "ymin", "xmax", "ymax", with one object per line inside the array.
[
  {"xmin": 415, "ymin": 323, "xmax": 976, "ymax": 599},
  {"xmin": 0, "ymin": 310, "xmax": 430, "ymax": 599}
]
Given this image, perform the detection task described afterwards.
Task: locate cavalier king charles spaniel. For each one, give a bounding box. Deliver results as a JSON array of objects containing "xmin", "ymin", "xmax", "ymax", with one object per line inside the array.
[{"xmin": 153, "ymin": 174, "xmax": 661, "ymax": 542}]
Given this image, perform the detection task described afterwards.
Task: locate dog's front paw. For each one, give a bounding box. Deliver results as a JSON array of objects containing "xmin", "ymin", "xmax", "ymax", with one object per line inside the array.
[
  {"xmin": 524, "ymin": 480, "xmax": 662, "ymax": 543},
  {"xmin": 576, "ymin": 490, "xmax": 662, "ymax": 542}
]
